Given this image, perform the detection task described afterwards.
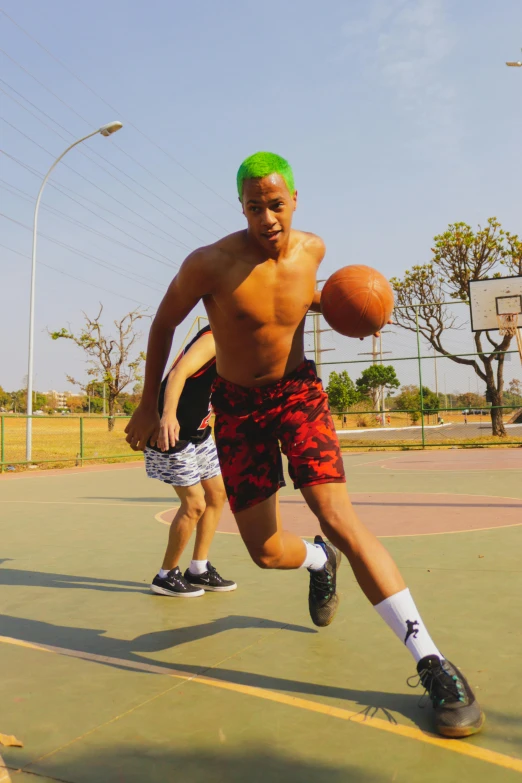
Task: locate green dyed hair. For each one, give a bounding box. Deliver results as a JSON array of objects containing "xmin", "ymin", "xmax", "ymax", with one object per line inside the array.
[{"xmin": 236, "ymin": 151, "xmax": 295, "ymax": 199}]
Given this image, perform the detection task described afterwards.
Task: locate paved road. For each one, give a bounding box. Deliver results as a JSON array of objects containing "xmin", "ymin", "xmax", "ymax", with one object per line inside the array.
[{"xmin": 338, "ymin": 422, "xmax": 522, "ymax": 442}]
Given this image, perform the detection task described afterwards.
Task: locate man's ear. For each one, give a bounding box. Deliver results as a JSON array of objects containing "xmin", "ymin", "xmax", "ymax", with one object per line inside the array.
[{"xmin": 292, "ymin": 189, "xmax": 298, "ymax": 210}]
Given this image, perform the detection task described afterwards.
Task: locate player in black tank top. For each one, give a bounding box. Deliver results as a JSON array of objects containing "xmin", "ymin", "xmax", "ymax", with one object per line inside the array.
[
  {"xmin": 143, "ymin": 326, "xmax": 236, "ymax": 597},
  {"xmin": 149, "ymin": 325, "xmax": 217, "ymax": 453}
]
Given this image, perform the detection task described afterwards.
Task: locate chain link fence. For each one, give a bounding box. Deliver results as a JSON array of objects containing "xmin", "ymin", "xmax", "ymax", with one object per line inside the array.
[
  {"xmin": 0, "ymin": 415, "xmax": 139, "ymax": 472},
  {"xmin": 2, "ymin": 302, "xmax": 521, "ymax": 471},
  {"xmin": 309, "ymin": 301, "xmax": 522, "ymax": 449}
]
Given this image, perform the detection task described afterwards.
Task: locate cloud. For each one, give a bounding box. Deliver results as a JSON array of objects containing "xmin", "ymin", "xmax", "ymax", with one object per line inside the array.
[{"xmin": 341, "ymin": 0, "xmax": 459, "ymax": 153}]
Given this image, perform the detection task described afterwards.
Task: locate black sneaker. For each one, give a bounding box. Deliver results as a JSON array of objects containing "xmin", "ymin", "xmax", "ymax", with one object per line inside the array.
[
  {"xmin": 150, "ymin": 567, "xmax": 205, "ymax": 598},
  {"xmin": 308, "ymin": 535, "xmax": 341, "ymax": 627},
  {"xmin": 184, "ymin": 562, "xmax": 237, "ymax": 592},
  {"xmin": 410, "ymin": 655, "xmax": 485, "ymax": 738}
]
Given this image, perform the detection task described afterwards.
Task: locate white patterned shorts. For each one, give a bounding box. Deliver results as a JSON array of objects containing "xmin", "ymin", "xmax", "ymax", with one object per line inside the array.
[{"xmin": 144, "ymin": 436, "xmax": 221, "ymax": 487}]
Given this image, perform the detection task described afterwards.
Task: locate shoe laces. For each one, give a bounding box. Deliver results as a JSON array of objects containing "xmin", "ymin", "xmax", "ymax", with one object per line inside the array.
[
  {"xmin": 310, "ymin": 564, "xmax": 334, "ymax": 601},
  {"xmin": 408, "ymin": 660, "xmax": 466, "ymax": 707},
  {"xmin": 206, "ymin": 563, "xmax": 222, "ymax": 582},
  {"xmin": 167, "ymin": 568, "xmax": 189, "ymax": 587}
]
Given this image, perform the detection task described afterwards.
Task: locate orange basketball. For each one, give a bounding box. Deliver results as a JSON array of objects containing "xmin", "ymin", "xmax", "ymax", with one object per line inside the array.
[{"xmin": 321, "ymin": 265, "xmax": 394, "ymax": 338}]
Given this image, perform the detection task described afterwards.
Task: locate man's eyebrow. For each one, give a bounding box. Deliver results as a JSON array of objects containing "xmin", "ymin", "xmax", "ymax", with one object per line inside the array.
[{"xmin": 246, "ymin": 196, "xmax": 284, "ymax": 205}]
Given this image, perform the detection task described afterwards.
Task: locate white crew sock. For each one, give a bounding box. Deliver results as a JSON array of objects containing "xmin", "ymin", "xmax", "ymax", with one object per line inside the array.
[
  {"xmin": 300, "ymin": 540, "xmax": 327, "ymax": 571},
  {"xmin": 374, "ymin": 588, "xmax": 443, "ymax": 664},
  {"xmin": 158, "ymin": 568, "xmax": 170, "ymax": 579},
  {"xmin": 189, "ymin": 559, "xmax": 208, "ymax": 575}
]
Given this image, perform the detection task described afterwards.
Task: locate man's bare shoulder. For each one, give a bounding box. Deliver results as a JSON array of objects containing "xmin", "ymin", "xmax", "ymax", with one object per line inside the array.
[
  {"xmin": 185, "ymin": 232, "xmax": 246, "ymax": 269},
  {"xmin": 291, "ymin": 230, "xmax": 326, "ymax": 261},
  {"xmin": 178, "ymin": 232, "xmax": 245, "ymax": 289}
]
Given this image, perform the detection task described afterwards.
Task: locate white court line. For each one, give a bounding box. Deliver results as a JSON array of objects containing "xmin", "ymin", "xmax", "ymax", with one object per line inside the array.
[{"xmin": 0, "ymin": 500, "xmax": 169, "ymax": 508}]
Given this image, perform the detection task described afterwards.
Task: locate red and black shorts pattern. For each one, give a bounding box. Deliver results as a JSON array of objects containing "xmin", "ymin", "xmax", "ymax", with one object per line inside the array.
[{"xmin": 211, "ymin": 360, "xmax": 346, "ymax": 514}]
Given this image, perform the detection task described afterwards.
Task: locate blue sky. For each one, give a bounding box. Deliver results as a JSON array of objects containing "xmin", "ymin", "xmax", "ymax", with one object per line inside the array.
[{"xmin": 1, "ymin": 0, "xmax": 521, "ymax": 394}]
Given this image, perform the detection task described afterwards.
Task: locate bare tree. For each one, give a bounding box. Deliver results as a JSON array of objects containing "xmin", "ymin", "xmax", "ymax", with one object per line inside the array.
[
  {"xmin": 391, "ymin": 218, "xmax": 522, "ymax": 437},
  {"xmin": 50, "ymin": 305, "xmax": 148, "ymax": 431}
]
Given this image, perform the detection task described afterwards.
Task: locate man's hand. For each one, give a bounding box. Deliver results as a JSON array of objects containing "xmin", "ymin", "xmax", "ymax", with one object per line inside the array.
[
  {"xmin": 124, "ymin": 404, "xmax": 161, "ymax": 451},
  {"xmin": 360, "ymin": 319, "xmax": 394, "ymax": 340},
  {"xmin": 157, "ymin": 411, "xmax": 180, "ymax": 452}
]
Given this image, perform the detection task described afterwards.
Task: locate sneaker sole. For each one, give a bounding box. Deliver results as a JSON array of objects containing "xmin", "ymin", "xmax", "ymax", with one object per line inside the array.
[
  {"xmin": 150, "ymin": 584, "xmax": 204, "ymax": 598},
  {"xmin": 437, "ymin": 712, "xmax": 485, "ymax": 738},
  {"xmin": 189, "ymin": 583, "xmax": 238, "ymax": 592}
]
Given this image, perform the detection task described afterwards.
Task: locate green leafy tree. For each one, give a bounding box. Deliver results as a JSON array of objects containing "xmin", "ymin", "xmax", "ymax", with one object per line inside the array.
[
  {"xmin": 392, "ymin": 385, "xmax": 439, "ymax": 424},
  {"xmin": 326, "ymin": 371, "xmax": 359, "ymax": 413},
  {"xmin": 121, "ymin": 398, "xmax": 138, "ymax": 416},
  {"xmin": 10, "ymin": 389, "xmax": 27, "ymax": 413},
  {"xmin": 504, "ymin": 379, "xmax": 522, "ymax": 408},
  {"xmin": 457, "ymin": 393, "xmax": 485, "ymax": 409},
  {"xmin": 33, "ymin": 392, "xmax": 48, "ymax": 410},
  {"xmin": 391, "ymin": 218, "xmax": 522, "ymax": 436},
  {"xmin": 356, "ymin": 365, "xmax": 400, "ymax": 409},
  {"xmin": 82, "ymin": 396, "xmax": 104, "ymax": 414},
  {"xmin": 0, "ymin": 386, "xmax": 10, "ymax": 409},
  {"xmin": 50, "ymin": 305, "xmax": 148, "ymax": 431}
]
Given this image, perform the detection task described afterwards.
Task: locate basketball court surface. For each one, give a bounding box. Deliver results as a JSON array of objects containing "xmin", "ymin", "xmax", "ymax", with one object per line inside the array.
[{"xmin": 1, "ymin": 448, "xmax": 522, "ymax": 782}]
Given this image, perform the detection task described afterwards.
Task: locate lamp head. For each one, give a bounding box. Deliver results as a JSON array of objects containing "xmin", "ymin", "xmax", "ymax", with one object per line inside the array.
[{"xmin": 99, "ymin": 121, "xmax": 123, "ymax": 136}]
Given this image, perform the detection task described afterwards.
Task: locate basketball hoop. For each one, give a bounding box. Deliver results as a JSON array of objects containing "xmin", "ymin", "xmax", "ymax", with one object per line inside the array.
[{"xmin": 497, "ymin": 312, "xmax": 522, "ymax": 365}]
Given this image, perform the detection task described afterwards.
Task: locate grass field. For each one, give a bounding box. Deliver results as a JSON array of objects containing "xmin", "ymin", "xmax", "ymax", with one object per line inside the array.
[
  {"xmin": 1, "ymin": 412, "xmax": 520, "ymax": 471},
  {"xmin": 1, "ymin": 416, "xmax": 138, "ymax": 468}
]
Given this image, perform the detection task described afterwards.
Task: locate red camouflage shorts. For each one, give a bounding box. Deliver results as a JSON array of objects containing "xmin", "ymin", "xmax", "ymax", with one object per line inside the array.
[{"xmin": 211, "ymin": 359, "xmax": 346, "ymax": 514}]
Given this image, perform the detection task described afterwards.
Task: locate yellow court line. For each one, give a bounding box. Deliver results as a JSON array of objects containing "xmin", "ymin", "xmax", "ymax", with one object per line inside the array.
[
  {"xmin": 0, "ymin": 755, "xmax": 12, "ymax": 782},
  {"xmin": 1, "ymin": 635, "xmax": 521, "ymax": 774}
]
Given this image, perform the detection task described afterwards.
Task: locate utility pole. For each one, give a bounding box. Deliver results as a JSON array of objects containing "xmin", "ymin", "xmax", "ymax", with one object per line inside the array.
[
  {"xmin": 358, "ymin": 332, "xmax": 392, "ymax": 425},
  {"xmin": 304, "ymin": 313, "xmax": 334, "ymax": 366},
  {"xmin": 433, "ymin": 347, "xmax": 439, "ymax": 397},
  {"xmin": 304, "ymin": 282, "xmax": 334, "ymax": 368}
]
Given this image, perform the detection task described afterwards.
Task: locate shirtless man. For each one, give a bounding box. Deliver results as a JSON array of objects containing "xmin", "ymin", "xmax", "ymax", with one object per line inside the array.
[{"xmin": 125, "ymin": 151, "xmax": 483, "ymax": 738}]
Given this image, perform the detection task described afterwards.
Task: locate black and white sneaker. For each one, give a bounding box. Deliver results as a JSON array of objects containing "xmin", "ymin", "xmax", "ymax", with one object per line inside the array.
[
  {"xmin": 308, "ymin": 535, "xmax": 341, "ymax": 627},
  {"xmin": 150, "ymin": 567, "xmax": 205, "ymax": 598},
  {"xmin": 410, "ymin": 655, "xmax": 485, "ymax": 738},
  {"xmin": 184, "ymin": 562, "xmax": 237, "ymax": 592}
]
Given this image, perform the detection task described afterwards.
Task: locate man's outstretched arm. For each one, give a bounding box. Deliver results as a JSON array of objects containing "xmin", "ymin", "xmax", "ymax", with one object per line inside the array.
[{"xmin": 125, "ymin": 249, "xmax": 215, "ymax": 451}]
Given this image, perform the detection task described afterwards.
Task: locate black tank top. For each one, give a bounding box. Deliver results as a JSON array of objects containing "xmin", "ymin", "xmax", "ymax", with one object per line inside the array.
[{"xmin": 152, "ymin": 325, "xmax": 216, "ymax": 453}]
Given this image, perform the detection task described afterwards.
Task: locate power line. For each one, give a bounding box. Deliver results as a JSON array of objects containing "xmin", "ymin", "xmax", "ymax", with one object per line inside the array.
[
  {"xmin": 0, "ymin": 40, "xmax": 237, "ymax": 224},
  {"xmin": 0, "ymin": 79, "xmax": 216, "ymax": 242},
  {"xmin": 0, "ymin": 242, "xmax": 152, "ymax": 307},
  {"xmin": 0, "ymin": 212, "xmax": 166, "ymax": 292},
  {"xmin": 1, "ymin": 77, "xmax": 222, "ymax": 239},
  {"xmin": 1, "ymin": 150, "xmax": 192, "ymax": 251},
  {"xmin": 0, "ymin": 112, "xmax": 209, "ymax": 245},
  {"xmin": 0, "ymin": 9, "xmax": 239, "ymax": 211},
  {"xmin": 0, "ymin": 122, "xmax": 194, "ymax": 252},
  {"xmin": 0, "ymin": 74, "xmax": 220, "ymax": 231},
  {"xmin": 0, "ymin": 175, "xmax": 181, "ymax": 271}
]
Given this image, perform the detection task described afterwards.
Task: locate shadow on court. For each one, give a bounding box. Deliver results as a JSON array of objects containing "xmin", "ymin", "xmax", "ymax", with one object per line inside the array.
[
  {"xmin": 0, "ymin": 567, "xmax": 148, "ymax": 594},
  {"xmin": 0, "ymin": 613, "xmax": 430, "ymax": 731},
  {"xmin": 19, "ymin": 747, "xmax": 391, "ymax": 783}
]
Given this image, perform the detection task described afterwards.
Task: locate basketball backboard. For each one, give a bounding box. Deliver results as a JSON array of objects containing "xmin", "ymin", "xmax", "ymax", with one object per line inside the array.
[{"xmin": 468, "ymin": 276, "xmax": 522, "ymax": 332}]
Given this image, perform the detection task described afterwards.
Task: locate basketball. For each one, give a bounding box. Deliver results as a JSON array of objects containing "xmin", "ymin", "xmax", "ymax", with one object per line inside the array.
[{"xmin": 321, "ymin": 265, "xmax": 394, "ymax": 339}]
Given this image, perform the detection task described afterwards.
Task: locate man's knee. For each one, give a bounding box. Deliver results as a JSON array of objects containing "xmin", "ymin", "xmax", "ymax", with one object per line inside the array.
[
  {"xmin": 249, "ymin": 545, "xmax": 285, "ymax": 569},
  {"xmin": 181, "ymin": 493, "xmax": 206, "ymax": 521},
  {"xmin": 314, "ymin": 501, "xmax": 352, "ymax": 540},
  {"xmin": 204, "ymin": 484, "xmax": 227, "ymax": 509}
]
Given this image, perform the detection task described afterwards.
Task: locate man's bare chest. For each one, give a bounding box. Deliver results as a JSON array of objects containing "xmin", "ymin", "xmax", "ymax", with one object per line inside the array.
[{"xmin": 208, "ymin": 261, "xmax": 316, "ymax": 327}]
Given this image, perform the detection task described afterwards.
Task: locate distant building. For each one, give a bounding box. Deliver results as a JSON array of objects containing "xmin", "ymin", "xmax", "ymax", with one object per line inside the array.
[{"xmin": 48, "ymin": 390, "xmax": 72, "ymax": 408}]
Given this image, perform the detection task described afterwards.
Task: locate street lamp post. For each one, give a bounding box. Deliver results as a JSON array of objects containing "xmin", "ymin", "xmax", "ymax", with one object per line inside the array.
[{"xmin": 26, "ymin": 121, "xmax": 123, "ymax": 461}]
